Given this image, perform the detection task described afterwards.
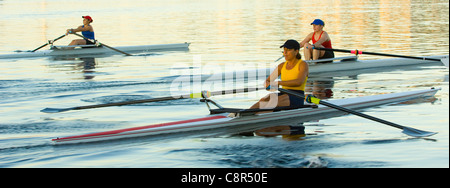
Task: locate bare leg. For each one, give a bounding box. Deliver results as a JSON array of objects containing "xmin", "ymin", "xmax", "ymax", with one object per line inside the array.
[
  {"xmin": 67, "ymin": 39, "xmax": 87, "ymax": 49},
  {"xmin": 312, "ymin": 45, "xmax": 326, "ymax": 60},
  {"xmin": 259, "ymin": 93, "xmax": 290, "ymax": 109},
  {"xmin": 249, "ymin": 94, "xmax": 270, "ymax": 109},
  {"xmin": 243, "ymin": 94, "xmax": 290, "ymax": 115},
  {"xmin": 229, "ymin": 94, "xmax": 290, "ymax": 117},
  {"xmin": 303, "ymin": 43, "xmax": 313, "ymax": 60},
  {"xmin": 255, "ymin": 125, "xmax": 292, "ymax": 136},
  {"xmin": 312, "ymin": 49, "xmax": 320, "ymax": 60}
]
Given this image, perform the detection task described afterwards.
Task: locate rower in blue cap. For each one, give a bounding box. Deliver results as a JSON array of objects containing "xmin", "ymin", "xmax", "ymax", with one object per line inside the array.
[{"xmin": 299, "ymin": 19, "xmax": 334, "ymax": 62}]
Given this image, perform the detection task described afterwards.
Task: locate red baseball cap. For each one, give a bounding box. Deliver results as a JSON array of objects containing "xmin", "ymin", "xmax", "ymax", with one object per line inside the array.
[{"xmin": 82, "ymin": 16, "xmax": 93, "ymax": 22}]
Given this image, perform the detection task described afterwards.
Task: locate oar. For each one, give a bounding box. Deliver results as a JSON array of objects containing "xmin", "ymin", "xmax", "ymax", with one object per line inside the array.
[
  {"xmin": 274, "ymin": 55, "xmax": 284, "ymax": 62},
  {"xmin": 72, "ymin": 33, "xmax": 132, "ymax": 56},
  {"xmin": 41, "ymin": 86, "xmax": 267, "ymax": 113},
  {"xmin": 278, "ymin": 88, "xmax": 437, "ymax": 137},
  {"xmin": 31, "ymin": 34, "xmax": 67, "ymax": 52},
  {"xmin": 41, "ymin": 95, "xmax": 195, "ymax": 113},
  {"xmin": 315, "ymin": 47, "xmax": 449, "ymax": 67}
]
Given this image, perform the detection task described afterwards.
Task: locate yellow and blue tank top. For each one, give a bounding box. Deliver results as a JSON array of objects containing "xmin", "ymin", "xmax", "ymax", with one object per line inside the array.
[{"xmin": 280, "ymin": 59, "xmax": 307, "ymax": 91}]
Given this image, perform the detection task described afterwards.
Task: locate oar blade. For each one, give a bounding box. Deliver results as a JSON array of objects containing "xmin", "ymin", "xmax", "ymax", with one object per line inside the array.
[
  {"xmin": 402, "ymin": 127, "xmax": 437, "ymax": 137},
  {"xmin": 40, "ymin": 107, "xmax": 75, "ymax": 113},
  {"xmin": 441, "ymin": 57, "xmax": 449, "ymax": 67}
]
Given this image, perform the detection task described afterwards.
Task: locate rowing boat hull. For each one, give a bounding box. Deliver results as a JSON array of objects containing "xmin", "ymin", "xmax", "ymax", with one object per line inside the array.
[
  {"xmin": 309, "ymin": 55, "xmax": 448, "ymax": 74},
  {"xmin": 52, "ymin": 88, "xmax": 439, "ymax": 144},
  {"xmin": 169, "ymin": 55, "xmax": 448, "ymax": 83},
  {"xmin": 0, "ymin": 43, "xmax": 190, "ymax": 59}
]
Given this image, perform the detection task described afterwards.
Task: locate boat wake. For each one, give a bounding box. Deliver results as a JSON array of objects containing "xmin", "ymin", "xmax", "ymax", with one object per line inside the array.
[
  {"xmin": 0, "ymin": 79, "xmax": 170, "ymax": 101},
  {"xmin": 167, "ymin": 138, "xmax": 336, "ymax": 168}
]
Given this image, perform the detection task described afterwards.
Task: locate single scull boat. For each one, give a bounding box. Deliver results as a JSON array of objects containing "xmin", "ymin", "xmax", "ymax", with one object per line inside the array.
[
  {"xmin": 0, "ymin": 42, "xmax": 190, "ymax": 59},
  {"xmin": 306, "ymin": 55, "xmax": 448, "ymax": 73},
  {"xmin": 51, "ymin": 87, "xmax": 439, "ymax": 144},
  {"xmin": 167, "ymin": 55, "xmax": 448, "ymax": 83}
]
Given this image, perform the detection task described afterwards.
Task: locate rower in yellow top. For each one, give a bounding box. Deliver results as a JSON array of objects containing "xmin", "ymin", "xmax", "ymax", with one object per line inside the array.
[{"xmin": 250, "ymin": 39, "xmax": 309, "ymax": 110}]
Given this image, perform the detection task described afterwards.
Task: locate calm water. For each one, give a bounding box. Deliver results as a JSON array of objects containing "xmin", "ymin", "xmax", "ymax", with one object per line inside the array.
[{"xmin": 0, "ymin": 0, "xmax": 448, "ymax": 168}]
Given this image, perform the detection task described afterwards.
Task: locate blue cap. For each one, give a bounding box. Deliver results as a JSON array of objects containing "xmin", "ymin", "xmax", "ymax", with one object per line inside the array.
[{"xmin": 311, "ymin": 19, "xmax": 325, "ymax": 26}]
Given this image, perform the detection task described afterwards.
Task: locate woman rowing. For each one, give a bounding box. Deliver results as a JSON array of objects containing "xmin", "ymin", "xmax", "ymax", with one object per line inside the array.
[
  {"xmin": 65, "ymin": 16, "xmax": 95, "ymax": 48},
  {"xmin": 249, "ymin": 39, "xmax": 309, "ymax": 111},
  {"xmin": 300, "ymin": 19, "xmax": 334, "ymax": 62}
]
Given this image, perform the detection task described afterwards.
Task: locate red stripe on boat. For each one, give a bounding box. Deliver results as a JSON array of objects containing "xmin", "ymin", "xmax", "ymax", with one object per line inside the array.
[{"xmin": 52, "ymin": 116, "xmax": 227, "ymax": 141}]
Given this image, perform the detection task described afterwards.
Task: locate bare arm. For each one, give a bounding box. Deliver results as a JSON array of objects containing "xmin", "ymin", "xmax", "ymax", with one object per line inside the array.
[
  {"xmin": 299, "ymin": 33, "xmax": 313, "ymax": 48},
  {"xmin": 66, "ymin": 25, "xmax": 93, "ymax": 34},
  {"xmin": 265, "ymin": 63, "xmax": 284, "ymax": 88}
]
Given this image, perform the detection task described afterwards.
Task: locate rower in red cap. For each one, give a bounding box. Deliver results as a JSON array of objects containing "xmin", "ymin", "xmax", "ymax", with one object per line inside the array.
[{"xmin": 65, "ymin": 16, "xmax": 95, "ymax": 48}]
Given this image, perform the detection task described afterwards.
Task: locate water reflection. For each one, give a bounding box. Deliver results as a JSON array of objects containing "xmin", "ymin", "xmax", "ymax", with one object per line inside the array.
[
  {"xmin": 255, "ymin": 125, "xmax": 306, "ymax": 141},
  {"xmin": 307, "ymin": 80, "xmax": 334, "ymax": 99},
  {"xmin": 79, "ymin": 57, "xmax": 96, "ymax": 80},
  {"xmin": 49, "ymin": 57, "xmax": 98, "ymax": 80}
]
